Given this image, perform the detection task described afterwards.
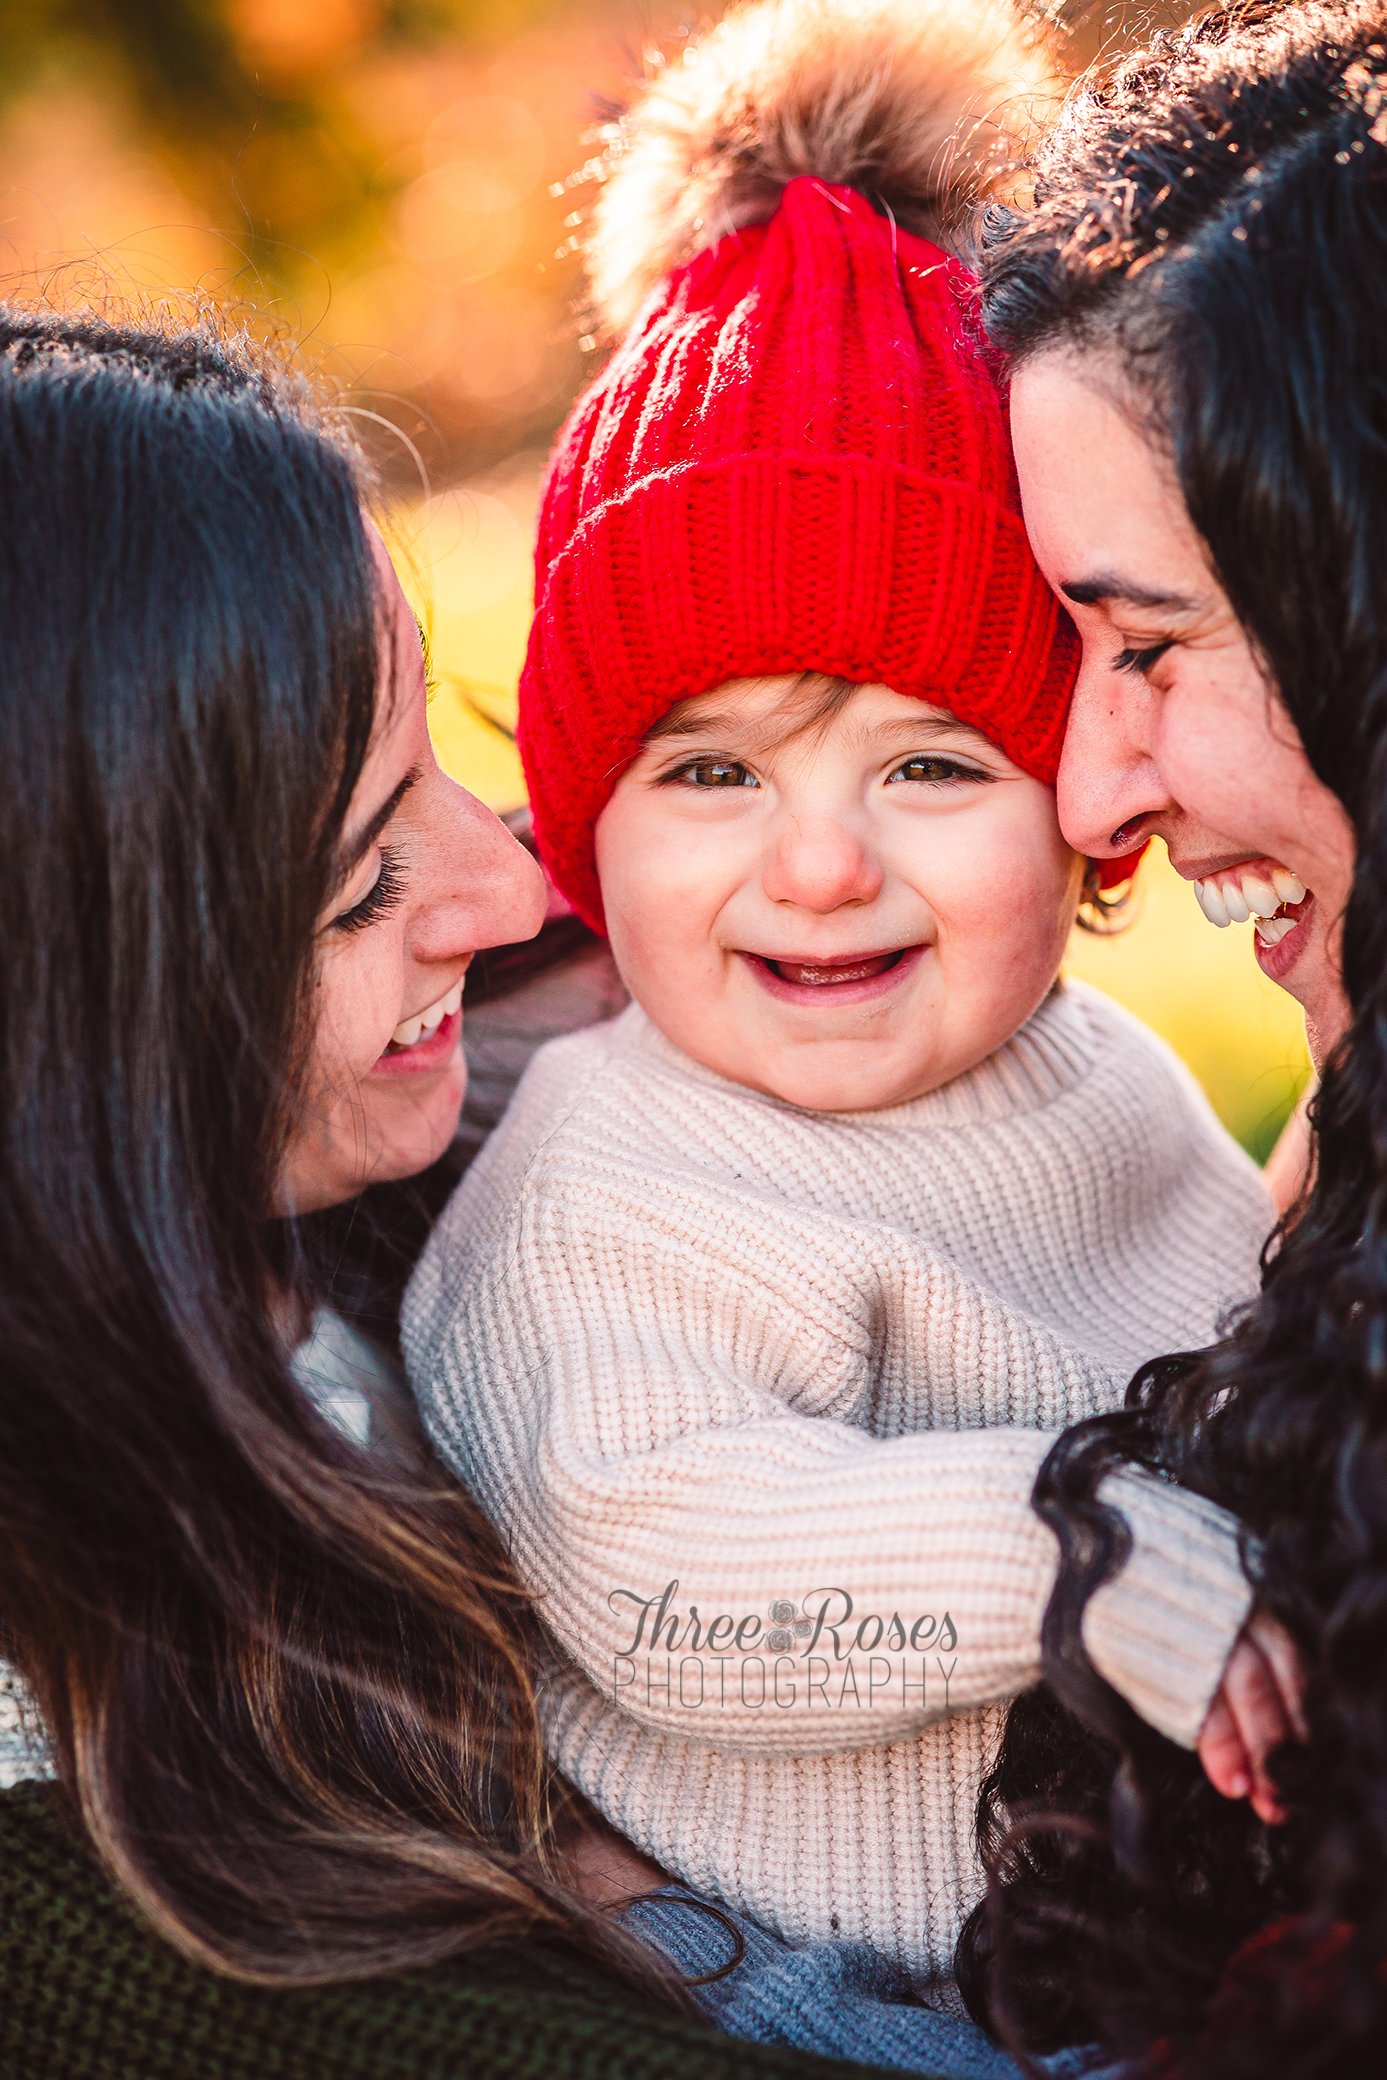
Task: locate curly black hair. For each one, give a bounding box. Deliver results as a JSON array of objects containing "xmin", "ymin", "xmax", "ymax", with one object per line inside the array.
[{"xmin": 955, "ymin": 7, "xmax": 1387, "ymax": 2076}]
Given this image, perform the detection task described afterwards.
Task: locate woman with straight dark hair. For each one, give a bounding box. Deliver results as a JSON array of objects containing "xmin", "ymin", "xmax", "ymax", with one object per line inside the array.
[
  {"xmin": 946, "ymin": 4, "xmax": 1387, "ymax": 2075},
  {"xmin": 0, "ymin": 303, "xmax": 919, "ymax": 2076}
]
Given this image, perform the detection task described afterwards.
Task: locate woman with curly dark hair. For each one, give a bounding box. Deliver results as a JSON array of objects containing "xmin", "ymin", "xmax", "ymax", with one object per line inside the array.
[{"xmin": 952, "ymin": 4, "xmax": 1387, "ymax": 2075}]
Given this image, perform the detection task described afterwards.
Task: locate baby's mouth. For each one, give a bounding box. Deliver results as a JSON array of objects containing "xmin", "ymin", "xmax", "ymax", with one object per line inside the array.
[{"xmin": 754, "ymin": 948, "xmax": 912, "ymax": 986}]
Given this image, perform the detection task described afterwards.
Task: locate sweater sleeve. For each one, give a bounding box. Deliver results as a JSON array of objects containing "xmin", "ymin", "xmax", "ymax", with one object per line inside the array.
[{"xmin": 409, "ymin": 1157, "xmax": 1251, "ymax": 1755}]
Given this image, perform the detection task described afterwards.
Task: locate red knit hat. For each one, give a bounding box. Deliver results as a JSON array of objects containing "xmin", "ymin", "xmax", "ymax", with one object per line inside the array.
[{"xmin": 520, "ymin": 3, "xmax": 1089, "ymax": 933}]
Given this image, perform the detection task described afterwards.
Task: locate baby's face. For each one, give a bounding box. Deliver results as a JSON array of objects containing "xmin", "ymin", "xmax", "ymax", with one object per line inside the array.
[{"xmin": 594, "ymin": 678, "xmax": 1083, "ymax": 1112}]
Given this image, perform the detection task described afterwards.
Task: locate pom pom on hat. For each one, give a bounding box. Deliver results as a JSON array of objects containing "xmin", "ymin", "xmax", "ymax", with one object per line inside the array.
[{"xmin": 588, "ymin": 0, "xmax": 1062, "ymax": 336}]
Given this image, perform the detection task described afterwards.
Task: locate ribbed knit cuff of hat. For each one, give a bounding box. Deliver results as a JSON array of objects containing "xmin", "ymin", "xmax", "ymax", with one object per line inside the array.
[{"xmin": 1081, "ymin": 1470, "xmax": 1254, "ymax": 1749}]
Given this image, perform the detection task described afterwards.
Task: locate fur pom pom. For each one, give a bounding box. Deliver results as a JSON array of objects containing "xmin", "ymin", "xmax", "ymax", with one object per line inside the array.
[{"xmin": 587, "ymin": 0, "xmax": 1063, "ymax": 335}]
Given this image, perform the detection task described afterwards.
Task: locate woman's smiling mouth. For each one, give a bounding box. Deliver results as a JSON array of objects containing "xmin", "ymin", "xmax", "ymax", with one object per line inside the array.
[
  {"xmin": 374, "ymin": 975, "xmax": 467, "ymax": 1076},
  {"xmin": 1191, "ymin": 859, "xmax": 1307, "ymax": 935},
  {"xmin": 741, "ymin": 944, "xmax": 925, "ymax": 1005},
  {"xmin": 1185, "ymin": 858, "xmax": 1315, "ymax": 979}
]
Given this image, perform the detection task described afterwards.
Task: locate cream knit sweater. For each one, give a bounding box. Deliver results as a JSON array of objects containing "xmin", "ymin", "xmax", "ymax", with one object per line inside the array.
[{"xmin": 405, "ymin": 981, "xmax": 1273, "ymax": 1982}]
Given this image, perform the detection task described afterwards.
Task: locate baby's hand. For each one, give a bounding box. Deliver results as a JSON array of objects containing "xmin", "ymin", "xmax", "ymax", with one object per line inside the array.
[{"xmin": 1197, "ymin": 1606, "xmax": 1307, "ymax": 1824}]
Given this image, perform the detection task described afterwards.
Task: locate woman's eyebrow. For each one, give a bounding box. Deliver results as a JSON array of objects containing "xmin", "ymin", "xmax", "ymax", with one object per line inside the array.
[
  {"xmin": 1061, "ymin": 574, "xmax": 1200, "ymax": 614},
  {"xmin": 339, "ymin": 765, "xmax": 422, "ymax": 875}
]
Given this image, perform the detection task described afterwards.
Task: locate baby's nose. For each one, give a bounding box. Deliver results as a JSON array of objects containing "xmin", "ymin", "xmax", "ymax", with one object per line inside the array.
[{"xmin": 761, "ymin": 813, "xmax": 884, "ymax": 912}]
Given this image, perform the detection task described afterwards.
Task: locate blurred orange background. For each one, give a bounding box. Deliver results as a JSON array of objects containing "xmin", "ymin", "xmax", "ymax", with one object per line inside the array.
[{"xmin": 0, "ymin": 0, "xmax": 1310, "ymax": 1154}]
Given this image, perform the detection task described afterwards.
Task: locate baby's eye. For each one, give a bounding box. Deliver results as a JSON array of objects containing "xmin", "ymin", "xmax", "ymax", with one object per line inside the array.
[
  {"xmin": 672, "ymin": 758, "xmax": 759, "ymax": 789},
  {"xmin": 886, "ymin": 754, "xmax": 986, "ymax": 786}
]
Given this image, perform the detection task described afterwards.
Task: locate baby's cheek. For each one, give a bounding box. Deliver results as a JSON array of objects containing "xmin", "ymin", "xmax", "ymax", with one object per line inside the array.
[
  {"xmin": 607, "ymin": 898, "xmax": 679, "ymax": 1012},
  {"xmin": 608, "ymin": 851, "xmax": 725, "ymax": 986},
  {"xmin": 948, "ymin": 844, "xmax": 1076, "ymax": 998}
]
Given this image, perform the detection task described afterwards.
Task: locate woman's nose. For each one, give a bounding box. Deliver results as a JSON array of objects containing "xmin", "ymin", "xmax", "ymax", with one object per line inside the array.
[
  {"xmin": 1056, "ymin": 665, "xmax": 1171, "ymax": 866},
  {"xmin": 413, "ymin": 777, "xmax": 547, "ymax": 961},
  {"xmin": 761, "ymin": 810, "xmax": 884, "ymax": 913}
]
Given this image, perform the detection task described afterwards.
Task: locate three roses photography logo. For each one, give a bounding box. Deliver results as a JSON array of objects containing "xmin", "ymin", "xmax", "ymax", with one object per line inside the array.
[{"xmin": 605, "ymin": 1581, "xmax": 960, "ymax": 1715}]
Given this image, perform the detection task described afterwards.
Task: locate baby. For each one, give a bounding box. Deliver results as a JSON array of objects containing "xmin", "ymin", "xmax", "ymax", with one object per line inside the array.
[{"xmin": 405, "ymin": 0, "xmax": 1274, "ymax": 1988}]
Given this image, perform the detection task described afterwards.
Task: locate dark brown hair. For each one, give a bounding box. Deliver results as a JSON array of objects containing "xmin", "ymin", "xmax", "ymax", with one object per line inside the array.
[{"xmin": 0, "ymin": 305, "xmax": 668, "ymax": 1997}]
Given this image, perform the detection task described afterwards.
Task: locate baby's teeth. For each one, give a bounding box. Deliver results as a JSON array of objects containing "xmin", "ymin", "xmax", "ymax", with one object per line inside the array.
[
  {"xmin": 443, "ymin": 981, "xmax": 464, "ymax": 1016},
  {"xmin": 420, "ymin": 1003, "xmax": 446, "ymax": 1036},
  {"xmin": 1220, "ymin": 881, "xmax": 1251, "ymax": 923},
  {"xmin": 1195, "ymin": 879, "xmax": 1231, "ymax": 927},
  {"xmin": 392, "ymin": 1015, "xmax": 424, "ymax": 1048},
  {"xmin": 1271, "ymin": 867, "xmax": 1307, "ymax": 906},
  {"xmin": 1254, "ymin": 914, "xmax": 1295, "ymax": 948}
]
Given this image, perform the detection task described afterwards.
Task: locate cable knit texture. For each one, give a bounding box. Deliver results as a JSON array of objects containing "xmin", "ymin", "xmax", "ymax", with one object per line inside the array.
[{"xmin": 404, "ymin": 981, "xmax": 1273, "ymax": 1983}]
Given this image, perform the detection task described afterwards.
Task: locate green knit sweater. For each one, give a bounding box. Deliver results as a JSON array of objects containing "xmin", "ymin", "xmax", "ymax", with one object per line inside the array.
[{"xmin": 0, "ymin": 1783, "xmax": 915, "ymax": 2079}]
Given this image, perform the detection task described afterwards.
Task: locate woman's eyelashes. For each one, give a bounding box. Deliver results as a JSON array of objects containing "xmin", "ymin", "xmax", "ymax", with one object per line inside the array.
[
  {"xmin": 1112, "ymin": 639, "xmax": 1174, "ymax": 678},
  {"xmin": 330, "ymin": 846, "xmax": 407, "ymax": 934}
]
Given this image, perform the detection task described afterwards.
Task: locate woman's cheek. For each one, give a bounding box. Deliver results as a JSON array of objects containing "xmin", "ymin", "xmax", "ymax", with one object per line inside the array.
[
  {"xmin": 1156, "ymin": 686, "xmax": 1250, "ymax": 838},
  {"xmin": 314, "ymin": 937, "xmax": 407, "ymax": 1094}
]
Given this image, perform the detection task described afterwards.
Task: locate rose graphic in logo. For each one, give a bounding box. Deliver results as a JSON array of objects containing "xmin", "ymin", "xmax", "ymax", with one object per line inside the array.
[{"xmin": 765, "ymin": 1599, "xmax": 815, "ymax": 1653}]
